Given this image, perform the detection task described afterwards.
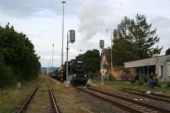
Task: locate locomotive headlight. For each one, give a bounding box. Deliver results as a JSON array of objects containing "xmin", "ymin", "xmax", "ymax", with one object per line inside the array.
[
  {"xmin": 74, "ymin": 74, "xmax": 76, "ymax": 77},
  {"xmin": 85, "ymin": 74, "xmax": 87, "ymax": 77}
]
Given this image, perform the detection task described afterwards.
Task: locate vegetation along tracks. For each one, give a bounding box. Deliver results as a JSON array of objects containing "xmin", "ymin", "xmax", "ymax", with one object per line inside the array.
[{"xmin": 16, "ymin": 87, "xmax": 38, "ymax": 113}]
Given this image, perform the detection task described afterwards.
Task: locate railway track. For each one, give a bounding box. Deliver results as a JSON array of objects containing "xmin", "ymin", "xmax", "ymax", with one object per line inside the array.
[
  {"xmin": 16, "ymin": 87, "xmax": 38, "ymax": 113},
  {"xmin": 77, "ymin": 87, "xmax": 170, "ymax": 113},
  {"xmin": 16, "ymin": 86, "xmax": 61, "ymax": 113},
  {"xmin": 120, "ymin": 88, "xmax": 170, "ymax": 103},
  {"xmin": 122, "ymin": 88, "xmax": 170, "ymax": 98},
  {"xmin": 89, "ymin": 87, "xmax": 170, "ymax": 113},
  {"xmin": 48, "ymin": 87, "xmax": 61, "ymax": 113}
]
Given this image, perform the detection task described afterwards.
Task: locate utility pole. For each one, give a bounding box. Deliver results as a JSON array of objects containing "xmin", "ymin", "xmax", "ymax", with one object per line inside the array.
[
  {"xmin": 111, "ymin": 32, "xmax": 113, "ymax": 78},
  {"xmin": 106, "ymin": 28, "xmax": 113, "ymax": 78},
  {"xmin": 51, "ymin": 43, "xmax": 54, "ymax": 72},
  {"xmin": 66, "ymin": 30, "xmax": 75, "ymax": 87},
  {"xmin": 61, "ymin": 0, "xmax": 66, "ymax": 66},
  {"xmin": 100, "ymin": 40, "xmax": 104, "ymax": 85}
]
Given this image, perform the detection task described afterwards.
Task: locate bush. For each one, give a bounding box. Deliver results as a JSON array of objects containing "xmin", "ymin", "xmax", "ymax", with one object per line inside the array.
[
  {"xmin": 88, "ymin": 71, "xmax": 100, "ymax": 79},
  {"xmin": 0, "ymin": 63, "xmax": 16, "ymax": 89},
  {"xmin": 0, "ymin": 24, "xmax": 40, "ymax": 82},
  {"xmin": 137, "ymin": 81, "xmax": 144, "ymax": 85}
]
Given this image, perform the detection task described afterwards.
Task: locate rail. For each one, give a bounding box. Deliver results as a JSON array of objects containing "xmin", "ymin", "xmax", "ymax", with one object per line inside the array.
[
  {"xmin": 16, "ymin": 87, "xmax": 38, "ymax": 113},
  {"xmin": 88, "ymin": 87, "xmax": 170, "ymax": 113},
  {"xmin": 48, "ymin": 87, "xmax": 61, "ymax": 113}
]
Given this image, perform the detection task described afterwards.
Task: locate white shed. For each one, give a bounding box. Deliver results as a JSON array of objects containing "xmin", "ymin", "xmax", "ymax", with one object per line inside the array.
[{"xmin": 124, "ymin": 55, "xmax": 170, "ymax": 82}]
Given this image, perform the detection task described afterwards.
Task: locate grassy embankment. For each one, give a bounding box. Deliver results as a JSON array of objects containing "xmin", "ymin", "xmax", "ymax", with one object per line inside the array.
[
  {"xmin": 92, "ymin": 80, "xmax": 170, "ymax": 95},
  {"xmin": 0, "ymin": 75, "xmax": 45, "ymax": 113},
  {"xmin": 0, "ymin": 75, "xmax": 94, "ymax": 113},
  {"xmin": 0, "ymin": 79, "xmax": 34, "ymax": 113}
]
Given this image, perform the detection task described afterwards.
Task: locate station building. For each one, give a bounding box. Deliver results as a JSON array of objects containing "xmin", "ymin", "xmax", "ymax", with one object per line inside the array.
[
  {"xmin": 124, "ymin": 55, "xmax": 170, "ymax": 82},
  {"xmin": 100, "ymin": 48, "xmax": 123, "ymax": 80}
]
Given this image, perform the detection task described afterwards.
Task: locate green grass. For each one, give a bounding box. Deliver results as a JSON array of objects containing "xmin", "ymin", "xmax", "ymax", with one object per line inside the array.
[
  {"xmin": 0, "ymin": 76, "xmax": 45, "ymax": 113},
  {"xmin": 92, "ymin": 80, "xmax": 170, "ymax": 95}
]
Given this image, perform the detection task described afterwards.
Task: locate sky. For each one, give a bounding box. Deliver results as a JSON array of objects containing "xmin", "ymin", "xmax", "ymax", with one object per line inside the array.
[{"xmin": 0, "ymin": 0, "xmax": 170, "ymax": 67}]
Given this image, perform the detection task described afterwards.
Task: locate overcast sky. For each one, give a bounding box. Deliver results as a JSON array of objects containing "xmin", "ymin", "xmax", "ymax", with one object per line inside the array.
[{"xmin": 0, "ymin": 0, "xmax": 170, "ymax": 67}]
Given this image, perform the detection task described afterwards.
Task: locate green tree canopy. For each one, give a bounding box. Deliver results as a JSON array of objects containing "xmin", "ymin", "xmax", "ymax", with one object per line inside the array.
[
  {"xmin": 78, "ymin": 49, "xmax": 100, "ymax": 78},
  {"xmin": 0, "ymin": 53, "xmax": 16, "ymax": 88},
  {"xmin": 0, "ymin": 24, "xmax": 40, "ymax": 83},
  {"xmin": 165, "ymin": 48, "xmax": 170, "ymax": 55},
  {"xmin": 112, "ymin": 14, "xmax": 162, "ymax": 65}
]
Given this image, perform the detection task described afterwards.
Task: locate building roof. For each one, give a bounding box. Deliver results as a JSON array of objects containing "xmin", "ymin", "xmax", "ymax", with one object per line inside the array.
[
  {"xmin": 124, "ymin": 55, "xmax": 170, "ymax": 68},
  {"xmin": 102, "ymin": 48, "xmax": 111, "ymax": 64}
]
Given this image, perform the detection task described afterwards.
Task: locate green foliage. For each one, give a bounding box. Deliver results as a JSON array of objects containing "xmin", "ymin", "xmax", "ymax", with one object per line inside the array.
[
  {"xmin": 79, "ymin": 49, "xmax": 100, "ymax": 78},
  {"xmin": 0, "ymin": 24, "xmax": 40, "ymax": 86},
  {"xmin": 165, "ymin": 48, "xmax": 170, "ymax": 55},
  {"xmin": 112, "ymin": 14, "xmax": 162, "ymax": 66},
  {"xmin": 0, "ymin": 55, "xmax": 16, "ymax": 88}
]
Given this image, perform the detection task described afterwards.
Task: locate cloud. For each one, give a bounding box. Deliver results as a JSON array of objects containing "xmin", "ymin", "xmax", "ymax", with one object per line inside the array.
[
  {"xmin": 0, "ymin": 0, "xmax": 82, "ymax": 18},
  {"xmin": 1, "ymin": 0, "xmax": 170, "ymax": 67},
  {"xmin": 79, "ymin": 0, "xmax": 105, "ymax": 40}
]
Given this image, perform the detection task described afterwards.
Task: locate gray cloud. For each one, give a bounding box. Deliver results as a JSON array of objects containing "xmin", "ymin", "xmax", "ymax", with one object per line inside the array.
[
  {"xmin": 1, "ymin": 0, "xmax": 170, "ymax": 66},
  {"xmin": 0, "ymin": 0, "xmax": 82, "ymax": 18},
  {"xmin": 79, "ymin": 0, "xmax": 105, "ymax": 40}
]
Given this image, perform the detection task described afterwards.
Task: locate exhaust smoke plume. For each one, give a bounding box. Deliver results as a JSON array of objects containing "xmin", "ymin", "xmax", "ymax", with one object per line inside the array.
[{"xmin": 79, "ymin": 0, "xmax": 104, "ymax": 40}]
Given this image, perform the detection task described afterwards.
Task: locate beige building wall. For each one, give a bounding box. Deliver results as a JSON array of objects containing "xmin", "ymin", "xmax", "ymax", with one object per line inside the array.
[{"xmin": 111, "ymin": 66, "xmax": 124, "ymax": 80}]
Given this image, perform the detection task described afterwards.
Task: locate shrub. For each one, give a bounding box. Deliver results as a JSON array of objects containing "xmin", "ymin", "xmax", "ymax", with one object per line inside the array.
[{"xmin": 0, "ymin": 62, "xmax": 16, "ymax": 89}]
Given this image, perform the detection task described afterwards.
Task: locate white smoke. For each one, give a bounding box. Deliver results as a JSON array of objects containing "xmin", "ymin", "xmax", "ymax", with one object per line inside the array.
[{"xmin": 79, "ymin": 0, "xmax": 104, "ymax": 40}]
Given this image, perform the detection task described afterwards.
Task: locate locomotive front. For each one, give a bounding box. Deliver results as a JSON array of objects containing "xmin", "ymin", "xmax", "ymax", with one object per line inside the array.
[{"xmin": 70, "ymin": 56, "xmax": 88, "ymax": 85}]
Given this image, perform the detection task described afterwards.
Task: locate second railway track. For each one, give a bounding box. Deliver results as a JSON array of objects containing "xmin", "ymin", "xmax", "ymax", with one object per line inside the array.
[
  {"xmin": 77, "ymin": 87, "xmax": 170, "ymax": 113},
  {"xmin": 16, "ymin": 86, "xmax": 61, "ymax": 113},
  {"xmin": 48, "ymin": 87, "xmax": 61, "ymax": 113},
  {"xmin": 120, "ymin": 88, "xmax": 170, "ymax": 103},
  {"xmin": 16, "ymin": 87, "xmax": 38, "ymax": 113}
]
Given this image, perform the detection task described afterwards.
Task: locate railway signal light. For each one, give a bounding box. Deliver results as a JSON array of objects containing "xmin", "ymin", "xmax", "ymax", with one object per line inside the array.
[
  {"xmin": 66, "ymin": 30, "xmax": 76, "ymax": 87},
  {"xmin": 100, "ymin": 40, "xmax": 104, "ymax": 49},
  {"xmin": 68, "ymin": 30, "xmax": 75, "ymax": 43}
]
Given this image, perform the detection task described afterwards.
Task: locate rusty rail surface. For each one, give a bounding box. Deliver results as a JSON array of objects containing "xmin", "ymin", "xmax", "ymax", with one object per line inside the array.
[
  {"xmin": 77, "ymin": 87, "xmax": 158, "ymax": 113},
  {"xmin": 88, "ymin": 87, "xmax": 170, "ymax": 113},
  {"xmin": 16, "ymin": 87, "xmax": 38, "ymax": 113},
  {"xmin": 48, "ymin": 87, "xmax": 61, "ymax": 113},
  {"xmin": 122, "ymin": 88, "xmax": 170, "ymax": 98},
  {"xmin": 120, "ymin": 88, "xmax": 170, "ymax": 103}
]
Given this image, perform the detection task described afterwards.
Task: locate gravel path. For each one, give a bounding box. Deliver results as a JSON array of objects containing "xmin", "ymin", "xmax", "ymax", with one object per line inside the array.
[
  {"xmin": 94, "ymin": 87, "xmax": 170, "ymax": 111},
  {"xmin": 77, "ymin": 89, "xmax": 129, "ymax": 113}
]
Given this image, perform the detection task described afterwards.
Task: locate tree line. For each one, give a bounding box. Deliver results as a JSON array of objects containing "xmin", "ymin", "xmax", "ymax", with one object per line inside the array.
[
  {"xmin": 0, "ymin": 24, "xmax": 40, "ymax": 88},
  {"xmin": 78, "ymin": 14, "xmax": 170, "ymax": 79},
  {"xmin": 112, "ymin": 14, "xmax": 162, "ymax": 66}
]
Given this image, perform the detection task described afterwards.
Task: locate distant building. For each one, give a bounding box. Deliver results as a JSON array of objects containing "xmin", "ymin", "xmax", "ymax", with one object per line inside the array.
[
  {"xmin": 100, "ymin": 48, "xmax": 124, "ymax": 80},
  {"xmin": 124, "ymin": 55, "xmax": 170, "ymax": 82}
]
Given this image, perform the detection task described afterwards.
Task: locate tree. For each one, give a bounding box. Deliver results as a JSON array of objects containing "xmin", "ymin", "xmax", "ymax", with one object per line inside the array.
[
  {"xmin": 79, "ymin": 49, "xmax": 100, "ymax": 78},
  {"xmin": 165, "ymin": 48, "xmax": 170, "ymax": 55},
  {"xmin": 0, "ymin": 24, "xmax": 40, "ymax": 83},
  {"xmin": 0, "ymin": 54, "xmax": 16, "ymax": 88},
  {"xmin": 112, "ymin": 14, "xmax": 162, "ymax": 65}
]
